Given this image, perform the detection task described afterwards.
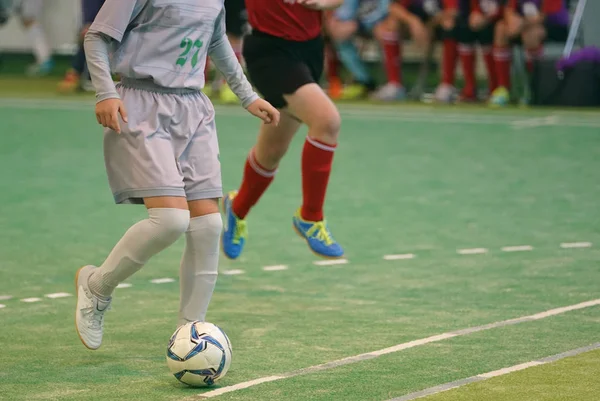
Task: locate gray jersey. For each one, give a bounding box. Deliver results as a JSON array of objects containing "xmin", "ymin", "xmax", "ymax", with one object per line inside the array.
[{"xmin": 86, "ymin": 0, "xmax": 258, "ymax": 106}]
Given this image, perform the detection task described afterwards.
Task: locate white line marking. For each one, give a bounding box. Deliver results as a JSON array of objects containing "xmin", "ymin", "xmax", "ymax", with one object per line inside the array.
[
  {"xmin": 561, "ymin": 242, "xmax": 592, "ymax": 249},
  {"xmin": 387, "ymin": 343, "xmax": 600, "ymax": 401},
  {"xmin": 222, "ymin": 269, "xmax": 245, "ymax": 276},
  {"xmin": 501, "ymin": 245, "xmax": 533, "ymax": 252},
  {"xmin": 150, "ymin": 278, "xmax": 175, "ymax": 284},
  {"xmin": 45, "ymin": 292, "xmax": 72, "ymax": 299},
  {"xmin": 0, "ymin": 295, "xmax": 13, "ymax": 301},
  {"xmin": 512, "ymin": 115, "xmax": 559, "ymax": 129},
  {"xmin": 116, "ymin": 283, "xmax": 132, "ymax": 289},
  {"xmin": 478, "ymin": 361, "xmax": 543, "ymax": 379},
  {"xmin": 21, "ymin": 298, "xmax": 42, "ymax": 303},
  {"xmin": 457, "ymin": 248, "xmax": 488, "ymax": 255},
  {"xmin": 193, "ymin": 299, "xmax": 600, "ymax": 399},
  {"xmin": 313, "ymin": 259, "xmax": 348, "ymax": 266},
  {"xmin": 383, "ymin": 254, "xmax": 415, "ymax": 260},
  {"xmin": 0, "ymin": 304, "xmax": 5, "ymax": 309},
  {"xmin": 263, "ymin": 265, "xmax": 288, "ymax": 271}
]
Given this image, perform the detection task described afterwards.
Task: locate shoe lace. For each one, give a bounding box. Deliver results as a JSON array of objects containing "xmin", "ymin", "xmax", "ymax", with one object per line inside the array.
[
  {"xmin": 232, "ymin": 219, "xmax": 248, "ymax": 245},
  {"xmin": 305, "ymin": 221, "xmax": 334, "ymax": 246},
  {"xmin": 82, "ymin": 303, "xmax": 110, "ymax": 330}
]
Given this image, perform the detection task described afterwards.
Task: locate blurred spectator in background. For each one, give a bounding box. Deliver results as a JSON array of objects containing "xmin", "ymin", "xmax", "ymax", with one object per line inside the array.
[
  {"xmin": 389, "ymin": 0, "xmax": 459, "ymax": 102},
  {"xmin": 205, "ymin": 0, "xmax": 247, "ymax": 103},
  {"xmin": 17, "ymin": 0, "xmax": 53, "ymax": 76},
  {"xmin": 327, "ymin": 0, "xmax": 405, "ymax": 101},
  {"xmin": 58, "ymin": 0, "xmax": 105, "ymax": 93},
  {"xmin": 491, "ymin": 0, "xmax": 569, "ymax": 106},
  {"xmin": 456, "ymin": 0, "xmax": 503, "ymax": 102}
]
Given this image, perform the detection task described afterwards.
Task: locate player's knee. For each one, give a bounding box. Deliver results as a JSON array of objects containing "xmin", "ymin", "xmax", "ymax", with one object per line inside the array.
[
  {"xmin": 148, "ymin": 208, "xmax": 190, "ymax": 245},
  {"xmin": 311, "ymin": 109, "xmax": 341, "ymax": 141},
  {"xmin": 201, "ymin": 213, "xmax": 223, "ymax": 238}
]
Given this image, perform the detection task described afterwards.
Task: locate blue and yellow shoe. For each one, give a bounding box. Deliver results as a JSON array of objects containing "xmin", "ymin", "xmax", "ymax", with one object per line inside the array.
[
  {"xmin": 292, "ymin": 209, "xmax": 344, "ymax": 259},
  {"xmin": 221, "ymin": 191, "xmax": 247, "ymax": 260}
]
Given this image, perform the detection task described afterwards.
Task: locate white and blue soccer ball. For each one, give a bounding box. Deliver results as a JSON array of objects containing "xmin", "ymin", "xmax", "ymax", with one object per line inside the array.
[{"xmin": 166, "ymin": 321, "xmax": 232, "ymax": 387}]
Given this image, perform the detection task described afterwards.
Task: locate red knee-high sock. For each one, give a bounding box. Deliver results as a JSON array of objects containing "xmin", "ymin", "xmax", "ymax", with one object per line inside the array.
[
  {"xmin": 301, "ymin": 137, "xmax": 337, "ymax": 222},
  {"xmin": 232, "ymin": 149, "xmax": 277, "ymax": 219},
  {"xmin": 525, "ymin": 45, "xmax": 543, "ymax": 73},
  {"xmin": 442, "ymin": 39, "xmax": 458, "ymax": 85},
  {"xmin": 459, "ymin": 43, "xmax": 476, "ymax": 98},
  {"xmin": 493, "ymin": 45, "xmax": 512, "ymax": 89},
  {"xmin": 380, "ymin": 32, "xmax": 402, "ymax": 85},
  {"xmin": 481, "ymin": 45, "xmax": 497, "ymax": 92}
]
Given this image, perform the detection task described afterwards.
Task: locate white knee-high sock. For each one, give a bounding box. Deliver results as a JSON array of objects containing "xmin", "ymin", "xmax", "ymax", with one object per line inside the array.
[
  {"xmin": 89, "ymin": 208, "xmax": 190, "ymax": 299},
  {"xmin": 178, "ymin": 213, "xmax": 222, "ymax": 326},
  {"xmin": 26, "ymin": 23, "xmax": 51, "ymax": 63}
]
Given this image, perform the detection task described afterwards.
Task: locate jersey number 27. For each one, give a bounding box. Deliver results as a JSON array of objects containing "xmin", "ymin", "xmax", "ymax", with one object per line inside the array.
[{"xmin": 177, "ymin": 37, "xmax": 204, "ymax": 68}]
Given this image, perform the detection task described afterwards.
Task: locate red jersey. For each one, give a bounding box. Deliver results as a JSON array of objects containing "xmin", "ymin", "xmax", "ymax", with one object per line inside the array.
[{"xmin": 246, "ymin": 0, "xmax": 323, "ymax": 42}]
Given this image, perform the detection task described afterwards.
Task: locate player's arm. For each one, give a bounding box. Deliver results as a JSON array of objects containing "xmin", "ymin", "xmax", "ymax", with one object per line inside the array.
[
  {"xmin": 84, "ymin": 0, "xmax": 147, "ymax": 133},
  {"xmin": 297, "ymin": 0, "xmax": 344, "ymax": 10},
  {"xmin": 208, "ymin": 11, "xmax": 280, "ymax": 125}
]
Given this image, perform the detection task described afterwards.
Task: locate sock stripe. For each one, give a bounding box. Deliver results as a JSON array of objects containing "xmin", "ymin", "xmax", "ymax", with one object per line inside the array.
[
  {"xmin": 248, "ymin": 150, "xmax": 277, "ymax": 178},
  {"xmin": 458, "ymin": 44, "xmax": 474, "ymax": 53},
  {"xmin": 306, "ymin": 136, "xmax": 337, "ymax": 152}
]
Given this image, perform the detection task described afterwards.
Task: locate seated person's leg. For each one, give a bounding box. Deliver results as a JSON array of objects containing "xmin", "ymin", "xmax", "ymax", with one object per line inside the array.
[
  {"xmin": 327, "ymin": 0, "xmax": 376, "ymax": 98},
  {"xmin": 458, "ymin": 15, "xmax": 478, "ymax": 101},
  {"xmin": 489, "ymin": 12, "xmax": 517, "ymax": 106},
  {"xmin": 435, "ymin": 11, "xmax": 460, "ymax": 103},
  {"xmin": 471, "ymin": 11, "xmax": 499, "ymax": 97},
  {"xmin": 371, "ymin": 16, "xmax": 407, "ymax": 101}
]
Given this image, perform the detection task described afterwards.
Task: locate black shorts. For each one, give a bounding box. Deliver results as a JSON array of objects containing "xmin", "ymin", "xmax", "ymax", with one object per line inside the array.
[
  {"xmin": 224, "ymin": 0, "xmax": 247, "ymax": 37},
  {"xmin": 243, "ymin": 30, "xmax": 325, "ymax": 109},
  {"xmin": 544, "ymin": 22, "xmax": 568, "ymax": 42},
  {"xmin": 406, "ymin": 6, "xmax": 458, "ymax": 41},
  {"xmin": 457, "ymin": 18, "xmax": 496, "ymax": 45}
]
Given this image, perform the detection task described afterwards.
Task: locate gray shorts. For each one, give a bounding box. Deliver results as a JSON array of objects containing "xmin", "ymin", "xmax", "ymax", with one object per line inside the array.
[{"xmin": 104, "ymin": 83, "xmax": 222, "ymax": 204}]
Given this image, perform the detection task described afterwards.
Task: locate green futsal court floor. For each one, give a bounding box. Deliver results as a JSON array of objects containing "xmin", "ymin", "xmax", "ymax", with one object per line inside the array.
[{"xmin": 0, "ymin": 86, "xmax": 599, "ymax": 400}]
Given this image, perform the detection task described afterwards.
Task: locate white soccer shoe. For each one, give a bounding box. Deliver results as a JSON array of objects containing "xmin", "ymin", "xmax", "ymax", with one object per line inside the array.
[{"xmin": 75, "ymin": 265, "xmax": 112, "ymax": 350}]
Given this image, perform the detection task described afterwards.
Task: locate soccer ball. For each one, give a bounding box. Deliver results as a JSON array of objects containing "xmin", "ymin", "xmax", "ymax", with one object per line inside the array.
[{"xmin": 166, "ymin": 321, "xmax": 232, "ymax": 387}]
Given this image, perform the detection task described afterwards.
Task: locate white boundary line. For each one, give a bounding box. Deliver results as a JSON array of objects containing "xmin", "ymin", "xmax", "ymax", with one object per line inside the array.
[
  {"xmin": 457, "ymin": 248, "xmax": 488, "ymax": 255},
  {"xmin": 501, "ymin": 245, "xmax": 534, "ymax": 252},
  {"xmin": 150, "ymin": 278, "xmax": 175, "ymax": 284},
  {"xmin": 561, "ymin": 242, "xmax": 592, "ymax": 249},
  {"xmin": 45, "ymin": 292, "xmax": 72, "ymax": 299},
  {"xmin": 384, "ymin": 254, "xmax": 415, "ymax": 261},
  {"xmin": 222, "ymin": 270, "xmax": 245, "ymax": 276},
  {"xmin": 314, "ymin": 259, "xmax": 348, "ymax": 266},
  {"xmin": 193, "ymin": 299, "xmax": 600, "ymax": 399},
  {"xmin": 387, "ymin": 342, "xmax": 600, "ymax": 401},
  {"xmin": 263, "ymin": 265, "xmax": 288, "ymax": 271}
]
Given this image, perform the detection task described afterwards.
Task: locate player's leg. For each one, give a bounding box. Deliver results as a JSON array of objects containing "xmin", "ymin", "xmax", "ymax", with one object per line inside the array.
[
  {"xmin": 76, "ymin": 88, "xmax": 193, "ymax": 349},
  {"xmin": 490, "ymin": 17, "xmax": 513, "ymax": 106},
  {"xmin": 476, "ymin": 21, "xmax": 498, "ymax": 97},
  {"xmin": 222, "ymin": 113, "xmax": 301, "ymax": 259},
  {"xmin": 59, "ymin": 0, "xmax": 105, "ymax": 92},
  {"xmin": 435, "ymin": 17, "xmax": 459, "ymax": 103},
  {"xmin": 327, "ymin": 0, "xmax": 376, "ymax": 99},
  {"xmin": 284, "ymin": 84, "xmax": 344, "ymax": 258},
  {"xmin": 370, "ymin": 16, "xmax": 406, "ymax": 101},
  {"xmin": 458, "ymin": 16, "xmax": 478, "ymax": 101},
  {"xmin": 521, "ymin": 20, "xmax": 547, "ymax": 73},
  {"xmin": 178, "ymin": 199, "xmax": 221, "ymax": 326},
  {"xmin": 18, "ymin": 0, "xmax": 53, "ymax": 76}
]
